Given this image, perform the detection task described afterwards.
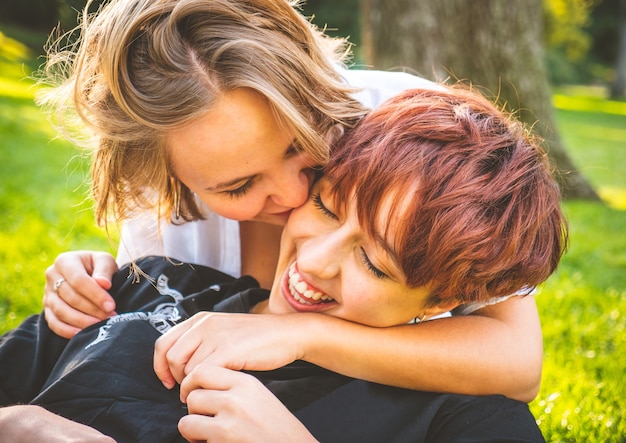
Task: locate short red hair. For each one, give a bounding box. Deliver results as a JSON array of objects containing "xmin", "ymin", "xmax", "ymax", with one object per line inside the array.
[{"xmin": 326, "ymin": 87, "xmax": 568, "ymax": 306}]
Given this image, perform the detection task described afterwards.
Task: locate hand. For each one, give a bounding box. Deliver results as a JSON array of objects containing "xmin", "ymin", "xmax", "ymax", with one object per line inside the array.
[
  {"xmin": 154, "ymin": 312, "xmax": 306, "ymax": 389},
  {"xmin": 178, "ymin": 365, "xmax": 317, "ymax": 443},
  {"xmin": 43, "ymin": 250, "xmax": 119, "ymax": 338},
  {"xmin": 0, "ymin": 405, "xmax": 116, "ymax": 443}
]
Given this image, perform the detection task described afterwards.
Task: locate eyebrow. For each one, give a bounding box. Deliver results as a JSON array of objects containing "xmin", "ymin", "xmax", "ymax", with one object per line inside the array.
[
  {"xmin": 204, "ymin": 175, "xmax": 256, "ymax": 192},
  {"xmin": 373, "ymin": 231, "xmax": 402, "ymax": 272}
]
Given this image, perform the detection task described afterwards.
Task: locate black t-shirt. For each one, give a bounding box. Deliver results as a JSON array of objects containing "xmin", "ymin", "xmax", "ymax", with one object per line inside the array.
[
  {"xmin": 0, "ymin": 256, "xmax": 545, "ymax": 443},
  {"xmin": 0, "ymin": 256, "xmax": 347, "ymax": 442}
]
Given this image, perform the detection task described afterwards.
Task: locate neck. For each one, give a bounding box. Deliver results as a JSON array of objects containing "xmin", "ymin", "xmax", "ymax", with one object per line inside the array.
[{"xmin": 250, "ymin": 299, "xmax": 270, "ymax": 314}]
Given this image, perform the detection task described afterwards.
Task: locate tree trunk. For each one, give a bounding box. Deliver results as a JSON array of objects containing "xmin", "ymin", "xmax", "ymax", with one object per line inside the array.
[
  {"xmin": 610, "ymin": 0, "xmax": 626, "ymax": 98},
  {"xmin": 360, "ymin": 0, "xmax": 600, "ymax": 200}
]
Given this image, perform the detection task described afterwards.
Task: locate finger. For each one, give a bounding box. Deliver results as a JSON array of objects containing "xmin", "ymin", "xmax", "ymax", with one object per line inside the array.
[
  {"xmin": 45, "ymin": 257, "xmax": 115, "ymax": 318},
  {"xmin": 43, "ymin": 307, "xmax": 82, "ymax": 338},
  {"xmin": 153, "ymin": 321, "xmax": 197, "ymax": 387},
  {"xmin": 43, "ymin": 289, "xmax": 104, "ymax": 329},
  {"xmin": 44, "ymin": 274, "xmax": 112, "ymax": 322},
  {"xmin": 185, "ymin": 387, "xmax": 228, "ymax": 415},
  {"xmin": 88, "ymin": 251, "xmax": 118, "ymax": 292},
  {"xmin": 178, "ymin": 414, "xmax": 219, "ymax": 443},
  {"xmin": 168, "ymin": 334, "xmax": 206, "ymax": 385},
  {"xmin": 180, "ymin": 365, "xmax": 248, "ymax": 402},
  {"xmin": 58, "ymin": 253, "xmax": 118, "ymax": 315}
]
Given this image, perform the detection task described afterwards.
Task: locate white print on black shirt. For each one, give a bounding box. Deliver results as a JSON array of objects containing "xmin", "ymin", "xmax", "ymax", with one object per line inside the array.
[{"xmin": 85, "ymin": 274, "xmax": 185, "ymax": 349}]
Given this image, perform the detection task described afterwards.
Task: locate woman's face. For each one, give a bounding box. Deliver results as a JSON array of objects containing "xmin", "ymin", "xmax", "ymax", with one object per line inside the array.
[
  {"xmin": 167, "ymin": 88, "xmax": 316, "ymax": 226},
  {"xmin": 265, "ymin": 178, "xmax": 452, "ymax": 327}
]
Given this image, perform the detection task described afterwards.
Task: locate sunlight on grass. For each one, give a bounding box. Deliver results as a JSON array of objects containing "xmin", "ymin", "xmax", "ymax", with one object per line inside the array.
[
  {"xmin": 599, "ymin": 186, "xmax": 626, "ymax": 210},
  {"xmin": 0, "ymin": 31, "xmax": 38, "ymax": 99},
  {"xmin": 553, "ymin": 91, "xmax": 626, "ymax": 213},
  {"xmin": 532, "ymin": 202, "xmax": 626, "ymax": 441},
  {"xmin": 1, "ymin": 28, "xmax": 625, "ymax": 443},
  {"xmin": 0, "ymin": 76, "xmax": 36, "ymax": 99},
  {"xmin": 553, "ymin": 93, "xmax": 626, "ymax": 116},
  {"xmin": 0, "ymin": 41, "xmax": 116, "ymax": 332},
  {"xmin": 0, "ymin": 31, "xmax": 32, "ymax": 62}
]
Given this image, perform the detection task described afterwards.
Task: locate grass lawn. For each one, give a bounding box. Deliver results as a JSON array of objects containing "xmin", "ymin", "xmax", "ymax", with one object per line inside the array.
[
  {"xmin": 1, "ymin": 28, "xmax": 625, "ymax": 442},
  {"xmin": 530, "ymin": 88, "xmax": 626, "ymax": 442},
  {"xmin": 0, "ymin": 30, "xmax": 115, "ymax": 330}
]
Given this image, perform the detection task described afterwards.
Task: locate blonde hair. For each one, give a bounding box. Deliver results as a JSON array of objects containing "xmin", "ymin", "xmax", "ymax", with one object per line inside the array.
[{"xmin": 39, "ymin": 0, "xmax": 366, "ymax": 225}]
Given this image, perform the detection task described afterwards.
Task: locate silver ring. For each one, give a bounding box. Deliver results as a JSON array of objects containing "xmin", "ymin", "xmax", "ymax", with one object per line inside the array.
[{"xmin": 53, "ymin": 278, "xmax": 66, "ymax": 292}]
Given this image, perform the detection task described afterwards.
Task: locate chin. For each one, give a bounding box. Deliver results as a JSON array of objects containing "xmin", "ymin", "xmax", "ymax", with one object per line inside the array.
[
  {"xmin": 253, "ymin": 210, "xmax": 292, "ymax": 226},
  {"xmin": 266, "ymin": 293, "xmax": 292, "ymax": 315}
]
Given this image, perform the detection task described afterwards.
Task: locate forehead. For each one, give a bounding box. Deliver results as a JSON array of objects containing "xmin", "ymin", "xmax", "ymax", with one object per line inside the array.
[
  {"xmin": 327, "ymin": 179, "xmax": 416, "ymax": 272},
  {"xmin": 166, "ymin": 88, "xmax": 293, "ymax": 185},
  {"xmin": 369, "ymin": 187, "xmax": 417, "ymax": 244}
]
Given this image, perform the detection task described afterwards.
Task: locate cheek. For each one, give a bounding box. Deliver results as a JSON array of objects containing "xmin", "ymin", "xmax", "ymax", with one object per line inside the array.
[
  {"xmin": 338, "ymin": 280, "xmax": 379, "ymax": 320},
  {"xmin": 197, "ymin": 194, "xmax": 262, "ymax": 221},
  {"xmin": 283, "ymin": 203, "xmax": 315, "ymax": 237},
  {"xmin": 341, "ymin": 283, "xmax": 413, "ymax": 327}
]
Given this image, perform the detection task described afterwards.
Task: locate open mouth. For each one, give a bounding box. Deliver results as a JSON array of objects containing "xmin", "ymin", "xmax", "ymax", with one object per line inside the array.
[{"xmin": 287, "ymin": 262, "xmax": 335, "ymax": 306}]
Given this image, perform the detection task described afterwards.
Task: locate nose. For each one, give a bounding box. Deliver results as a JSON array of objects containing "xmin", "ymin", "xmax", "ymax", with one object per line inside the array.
[
  {"xmin": 268, "ymin": 160, "xmax": 314, "ymax": 209},
  {"xmin": 296, "ymin": 229, "xmax": 342, "ymax": 280}
]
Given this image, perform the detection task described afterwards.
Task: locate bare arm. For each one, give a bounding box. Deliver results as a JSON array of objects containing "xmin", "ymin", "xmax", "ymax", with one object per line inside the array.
[
  {"xmin": 0, "ymin": 405, "xmax": 115, "ymax": 443},
  {"xmin": 155, "ymin": 295, "xmax": 542, "ymax": 402},
  {"xmin": 301, "ymin": 295, "xmax": 543, "ymax": 402}
]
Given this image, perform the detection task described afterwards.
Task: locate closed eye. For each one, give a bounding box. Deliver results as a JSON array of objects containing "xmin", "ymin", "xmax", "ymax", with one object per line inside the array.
[
  {"xmin": 359, "ymin": 247, "xmax": 387, "ymax": 280},
  {"xmin": 285, "ymin": 142, "xmax": 300, "ymax": 157},
  {"xmin": 222, "ymin": 141, "xmax": 299, "ymax": 199},
  {"xmin": 312, "ymin": 193, "xmax": 338, "ymax": 220},
  {"xmin": 222, "ymin": 177, "xmax": 256, "ymax": 199}
]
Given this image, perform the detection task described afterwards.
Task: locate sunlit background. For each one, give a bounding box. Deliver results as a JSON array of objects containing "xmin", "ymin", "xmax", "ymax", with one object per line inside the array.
[{"xmin": 1, "ymin": 1, "xmax": 625, "ymax": 441}]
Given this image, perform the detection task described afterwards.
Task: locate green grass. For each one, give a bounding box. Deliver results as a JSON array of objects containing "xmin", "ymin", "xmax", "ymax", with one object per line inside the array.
[
  {"xmin": 552, "ymin": 85, "xmax": 626, "ymax": 210},
  {"xmin": 533, "ymin": 202, "xmax": 626, "ymax": 441},
  {"xmin": 0, "ymin": 30, "xmax": 115, "ymax": 330},
  {"xmin": 531, "ymin": 89, "xmax": 626, "ymax": 441},
  {"xmin": 1, "ymin": 29, "xmax": 625, "ymax": 441}
]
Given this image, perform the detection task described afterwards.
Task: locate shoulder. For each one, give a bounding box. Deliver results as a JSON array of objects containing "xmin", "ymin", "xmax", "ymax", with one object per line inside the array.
[{"xmin": 337, "ymin": 66, "xmax": 443, "ymax": 108}]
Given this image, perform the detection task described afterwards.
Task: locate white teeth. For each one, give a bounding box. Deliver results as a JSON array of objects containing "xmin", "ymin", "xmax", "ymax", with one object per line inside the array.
[
  {"xmin": 293, "ymin": 293, "xmax": 312, "ymax": 305},
  {"xmin": 288, "ymin": 263, "xmax": 334, "ymax": 305}
]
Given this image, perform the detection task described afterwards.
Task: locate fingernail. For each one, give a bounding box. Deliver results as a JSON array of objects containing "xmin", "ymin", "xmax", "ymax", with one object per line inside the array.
[{"xmin": 103, "ymin": 301, "xmax": 115, "ymax": 312}]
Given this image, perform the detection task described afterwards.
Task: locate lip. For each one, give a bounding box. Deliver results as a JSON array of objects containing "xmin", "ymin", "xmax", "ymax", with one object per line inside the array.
[{"xmin": 280, "ymin": 262, "xmax": 337, "ymax": 313}]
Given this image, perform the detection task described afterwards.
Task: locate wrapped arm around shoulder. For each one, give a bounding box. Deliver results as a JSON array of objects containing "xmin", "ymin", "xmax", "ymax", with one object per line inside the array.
[{"xmin": 300, "ymin": 295, "xmax": 543, "ymax": 403}]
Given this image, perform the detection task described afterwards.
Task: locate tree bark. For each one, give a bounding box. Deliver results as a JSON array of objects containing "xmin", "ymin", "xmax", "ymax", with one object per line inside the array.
[
  {"xmin": 610, "ymin": 0, "xmax": 626, "ymax": 98},
  {"xmin": 360, "ymin": 0, "xmax": 600, "ymax": 200}
]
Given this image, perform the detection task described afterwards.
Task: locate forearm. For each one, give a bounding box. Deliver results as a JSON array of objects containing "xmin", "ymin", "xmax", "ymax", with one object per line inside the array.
[
  {"xmin": 0, "ymin": 405, "xmax": 115, "ymax": 443},
  {"xmin": 301, "ymin": 297, "xmax": 542, "ymax": 402}
]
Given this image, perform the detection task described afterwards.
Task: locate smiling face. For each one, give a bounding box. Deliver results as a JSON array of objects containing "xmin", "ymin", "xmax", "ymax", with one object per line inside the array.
[
  {"xmin": 265, "ymin": 178, "xmax": 451, "ymax": 328},
  {"xmin": 261, "ymin": 86, "xmax": 566, "ymax": 327},
  {"xmin": 166, "ymin": 88, "xmax": 317, "ymax": 225}
]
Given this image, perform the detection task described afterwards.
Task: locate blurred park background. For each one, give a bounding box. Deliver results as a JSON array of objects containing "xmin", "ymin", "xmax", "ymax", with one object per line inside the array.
[{"xmin": 1, "ymin": 0, "xmax": 625, "ymax": 441}]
